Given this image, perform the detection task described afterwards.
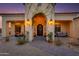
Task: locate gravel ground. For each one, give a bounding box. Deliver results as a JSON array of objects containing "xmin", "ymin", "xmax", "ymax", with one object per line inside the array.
[{"xmin": 0, "ymin": 36, "xmax": 79, "ymax": 56}]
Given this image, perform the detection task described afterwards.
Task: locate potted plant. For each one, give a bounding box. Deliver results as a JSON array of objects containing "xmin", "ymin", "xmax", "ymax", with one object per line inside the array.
[{"xmin": 47, "ymin": 32, "xmax": 53, "ymax": 43}]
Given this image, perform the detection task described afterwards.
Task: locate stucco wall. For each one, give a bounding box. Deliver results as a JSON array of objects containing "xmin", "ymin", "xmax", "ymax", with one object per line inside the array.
[
  {"xmin": 55, "ymin": 21, "xmax": 71, "ymax": 36},
  {"xmin": 3, "ymin": 14, "xmax": 24, "ymax": 21},
  {"xmin": 72, "ymin": 18, "xmax": 79, "ymax": 38},
  {"xmin": 55, "ymin": 13, "xmax": 76, "ymax": 20}
]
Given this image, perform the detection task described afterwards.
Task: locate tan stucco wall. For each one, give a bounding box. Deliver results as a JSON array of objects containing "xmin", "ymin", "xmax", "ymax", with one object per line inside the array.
[
  {"xmin": 55, "ymin": 21, "xmax": 71, "ymax": 36},
  {"xmin": 4, "ymin": 14, "xmax": 24, "ymax": 21},
  {"xmin": 55, "ymin": 13, "xmax": 76, "ymax": 21},
  {"xmin": 71, "ymin": 18, "xmax": 79, "ymax": 38}
]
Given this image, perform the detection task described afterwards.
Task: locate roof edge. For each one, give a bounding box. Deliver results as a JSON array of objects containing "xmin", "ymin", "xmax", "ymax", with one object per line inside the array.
[
  {"xmin": 0, "ymin": 13, "xmax": 24, "ymax": 15},
  {"xmin": 0, "ymin": 12, "xmax": 79, "ymax": 15}
]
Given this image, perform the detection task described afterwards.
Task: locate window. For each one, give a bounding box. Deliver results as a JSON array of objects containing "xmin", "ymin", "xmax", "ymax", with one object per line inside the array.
[
  {"xmin": 55, "ymin": 24, "xmax": 61, "ymax": 33},
  {"xmin": 15, "ymin": 25, "xmax": 21, "ymax": 35}
]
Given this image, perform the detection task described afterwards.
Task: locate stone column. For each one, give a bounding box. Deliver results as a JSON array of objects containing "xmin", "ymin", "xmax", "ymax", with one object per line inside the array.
[
  {"xmin": 2, "ymin": 16, "xmax": 7, "ymax": 37},
  {"xmin": 29, "ymin": 23, "xmax": 33, "ymax": 42},
  {"xmin": 25, "ymin": 4, "xmax": 33, "ymax": 42},
  {"xmin": 21, "ymin": 24, "xmax": 24, "ymax": 35},
  {"xmin": 6, "ymin": 22, "xmax": 10, "ymax": 36},
  {"xmin": 11, "ymin": 23, "xmax": 15, "ymax": 36},
  {"xmin": 25, "ymin": 19, "xmax": 33, "ymax": 42},
  {"xmin": 46, "ymin": 4, "xmax": 55, "ymax": 41},
  {"xmin": 52, "ymin": 4, "xmax": 55, "ymax": 41}
]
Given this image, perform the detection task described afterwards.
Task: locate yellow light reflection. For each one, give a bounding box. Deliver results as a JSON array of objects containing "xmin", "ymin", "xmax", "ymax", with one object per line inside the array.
[
  {"xmin": 55, "ymin": 23, "xmax": 60, "ymax": 25},
  {"xmin": 15, "ymin": 23, "xmax": 21, "ymax": 25}
]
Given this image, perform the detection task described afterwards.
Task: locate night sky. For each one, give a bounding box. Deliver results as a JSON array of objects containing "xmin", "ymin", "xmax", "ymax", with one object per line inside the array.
[{"xmin": 0, "ymin": 3, "xmax": 79, "ymax": 13}]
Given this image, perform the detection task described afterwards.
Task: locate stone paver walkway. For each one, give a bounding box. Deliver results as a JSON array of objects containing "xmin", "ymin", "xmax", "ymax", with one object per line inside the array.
[{"xmin": 0, "ymin": 36, "xmax": 79, "ymax": 56}]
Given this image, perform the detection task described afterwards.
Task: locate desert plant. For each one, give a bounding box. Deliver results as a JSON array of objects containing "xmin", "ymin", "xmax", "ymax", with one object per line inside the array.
[
  {"xmin": 47, "ymin": 32, "xmax": 53, "ymax": 43},
  {"xmin": 26, "ymin": 31, "xmax": 29, "ymax": 41},
  {"xmin": 5, "ymin": 36, "xmax": 10, "ymax": 42},
  {"xmin": 16, "ymin": 37, "xmax": 26, "ymax": 45},
  {"xmin": 54, "ymin": 39, "xmax": 63, "ymax": 46}
]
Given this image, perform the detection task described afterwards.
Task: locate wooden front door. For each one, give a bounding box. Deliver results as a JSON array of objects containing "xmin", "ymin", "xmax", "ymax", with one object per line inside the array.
[{"xmin": 37, "ymin": 24, "xmax": 43, "ymax": 36}]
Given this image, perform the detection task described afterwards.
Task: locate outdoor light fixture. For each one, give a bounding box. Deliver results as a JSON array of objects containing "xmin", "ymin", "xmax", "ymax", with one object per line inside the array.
[
  {"xmin": 48, "ymin": 5, "xmax": 55, "ymax": 26},
  {"xmin": 48, "ymin": 19, "xmax": 54, "ymax": 25},
  {"xmin": 50, "ymin": 19, "xmax": 52, "ymax": 21},
  {"xmin": 27, "ymin": 19, "xmax": 29, "ymax": 21},
  {"xmin": 25, "ymin": 19, "xmax": 32, "ymax": 26}
]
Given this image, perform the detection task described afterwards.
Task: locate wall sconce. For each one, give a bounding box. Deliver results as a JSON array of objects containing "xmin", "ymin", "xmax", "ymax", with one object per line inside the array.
[
  {"xmin": 25, "ymin": 19, "xmax": 32, "ymax": 26},
  {"xmin": 48, "ymin": 19, "xmax": 55, "ymax": 25}
]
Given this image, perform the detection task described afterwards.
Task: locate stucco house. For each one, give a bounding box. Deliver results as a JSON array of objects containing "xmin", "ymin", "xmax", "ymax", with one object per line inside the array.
[{"xmin": 1, "ymin": 3, "xmax": 79, "ymax": 42}]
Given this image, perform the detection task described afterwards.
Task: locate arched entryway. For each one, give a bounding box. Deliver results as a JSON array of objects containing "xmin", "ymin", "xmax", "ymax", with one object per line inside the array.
[{"xmin": 32, "ymin": 13, "xmax": 46, "ymax": 36}]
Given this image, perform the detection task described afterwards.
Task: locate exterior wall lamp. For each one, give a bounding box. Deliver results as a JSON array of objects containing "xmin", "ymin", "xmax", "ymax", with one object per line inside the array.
[
  {"xmin": 25, "ymin": 19, "xmax": 32, "ymax": 26},
  {"xmin": 48, "ymin": 19, "xmax": 55, "ymax": 25}
]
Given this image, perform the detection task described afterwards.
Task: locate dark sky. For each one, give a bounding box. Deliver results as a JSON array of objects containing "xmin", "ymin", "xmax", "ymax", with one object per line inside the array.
[
  {"xmin": 0, "ymin": 3, "xmax": 79, "ymax": 13},
  {"xmin": 0, "ymin": 3, "xmax": 25, "ymax": 13},
  {"xmin": 55, "ymin": 3, "xmax": 79, "ymax": 13}
]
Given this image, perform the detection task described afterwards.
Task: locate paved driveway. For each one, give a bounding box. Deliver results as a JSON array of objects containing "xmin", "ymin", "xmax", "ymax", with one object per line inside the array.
[{"xmin": 0, "ymin": 36, "xmax": 79, "ymax": 56}]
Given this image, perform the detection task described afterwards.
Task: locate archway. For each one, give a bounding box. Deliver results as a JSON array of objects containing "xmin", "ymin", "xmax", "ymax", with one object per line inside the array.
[{"xmin": 32, "ymin": 13, "xmax": 46, "ymax": 36}]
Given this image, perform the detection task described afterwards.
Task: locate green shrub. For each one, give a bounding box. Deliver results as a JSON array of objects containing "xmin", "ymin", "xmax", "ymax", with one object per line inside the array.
[
  {"xmin": 48, "ymin": 32, "xmax": 53, "ymax": 40},
  {"xmin": 16, "ymin": 39, "xmax": 25, "ymax": 45},
  {"xmin": 47, "ymin": 32, "xmax": 53, "ymax": 43}
]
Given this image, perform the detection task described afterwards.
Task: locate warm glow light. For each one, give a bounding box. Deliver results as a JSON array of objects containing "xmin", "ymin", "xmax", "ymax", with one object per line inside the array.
[
  {"xmin": 15, "ymin": 23, "xmax": 21, "ymax": 25},
  {"xmin": 8, "ymin": 22, "xmax": 11, "ymax": 28},
  {"xmin": 55, "ymin": 23, "xmax": 60, "ymax": 25},
  {"xmin": 48, "ymin": 20, "xmax": 55, "ymax": 25},
  {"xmin": 25, "ymin": 20, "xmax": 32, "ymax": 26}
]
